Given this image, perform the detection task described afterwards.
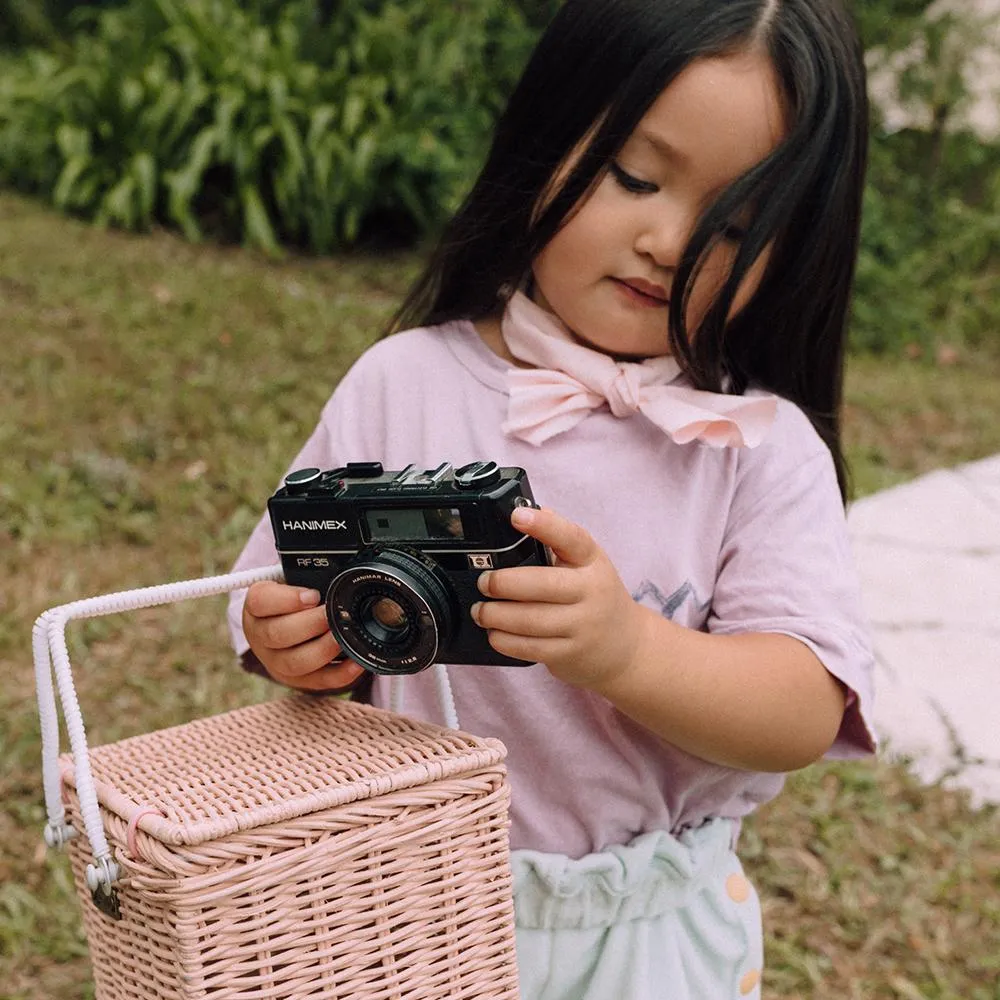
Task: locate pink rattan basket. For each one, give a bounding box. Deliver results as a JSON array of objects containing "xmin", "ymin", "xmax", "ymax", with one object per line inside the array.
[{"xmin": 33, "ymin": 567, "xmax": 520, "ymax": 1000}]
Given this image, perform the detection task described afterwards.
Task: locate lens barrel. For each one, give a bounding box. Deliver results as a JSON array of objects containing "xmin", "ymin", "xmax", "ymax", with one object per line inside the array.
[{"xmin": 326, "ymin": 547, "xmax": 455, "ymax": 675}]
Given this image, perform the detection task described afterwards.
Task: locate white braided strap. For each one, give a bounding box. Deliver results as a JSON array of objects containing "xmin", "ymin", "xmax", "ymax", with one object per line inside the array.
[{"xmin": 32, "ymin": 564, "xmax": 285, "ymax": 890}]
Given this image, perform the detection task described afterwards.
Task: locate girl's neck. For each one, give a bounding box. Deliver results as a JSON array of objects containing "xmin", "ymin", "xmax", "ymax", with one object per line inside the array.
[
  {"xmin": 473, "ymin": 310, "xmax": 669, "ymax": 367},
  {"xmin": 473, "ymin": 315, "xmax": 535, "ymax": 368}
]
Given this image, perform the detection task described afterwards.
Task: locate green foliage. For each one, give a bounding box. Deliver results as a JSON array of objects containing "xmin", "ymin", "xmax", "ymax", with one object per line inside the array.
[
  {"xmin": 507, "ymin": 0, "xmax": 562, "ymax": 29},
  {"xmin": 0, "ymin": 0, "xmax": 57, "ymax": 48},
  {"xmin": 0, "ymin": 0, "xmax": 127, "ymax": 49},
  {"xmin": 854, "ymin": 129, "xmax": 1000, "ymax": 355},
  {"xmin": 1, "ymin": 0, "xmax": 997, "ymax": 353},
  {"xmin": 849, "ymin": 0, "xmax": 936, "ymax": 51},
  {"xmin": 851, "ymin": 0, "xmax": 1000, "ymax": 355},
  {"xmin": 0, "ymin": 0, "xmax": 536, "ymax": 252}
]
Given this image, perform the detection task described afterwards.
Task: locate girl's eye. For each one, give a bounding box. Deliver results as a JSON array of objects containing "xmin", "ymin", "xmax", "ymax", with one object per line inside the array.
[{"xmin": 609, "ymin": 162, "xmax": 658, "ymax": 195}]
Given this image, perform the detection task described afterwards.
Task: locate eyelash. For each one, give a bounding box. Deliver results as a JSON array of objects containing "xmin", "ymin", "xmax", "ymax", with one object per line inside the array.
[
  {"xmin": 609, "ymin": 162, "xmax": 658, "ymax": 195},
  {"xmin": 609, "ymin": 162, "xmax": 750, "ymax": 243}
]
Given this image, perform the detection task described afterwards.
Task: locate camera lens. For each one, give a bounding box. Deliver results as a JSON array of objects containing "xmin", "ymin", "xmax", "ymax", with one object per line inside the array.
[
  {"xmin": 326, "ymin": 547, "xmax": 455, "ymax": 675},
  {"xmin": 362, "ymin": 596, "xmax": 410, "ymax": 644}
]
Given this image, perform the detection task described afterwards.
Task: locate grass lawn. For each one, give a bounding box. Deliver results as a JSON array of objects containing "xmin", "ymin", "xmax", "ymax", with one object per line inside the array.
[{"xmin": 1, "ymin": 191, "xmax": 997, "ymax": 999}]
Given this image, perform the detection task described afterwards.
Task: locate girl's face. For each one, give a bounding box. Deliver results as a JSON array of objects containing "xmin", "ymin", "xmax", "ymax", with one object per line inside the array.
[{"xmin": 531, "ymin": 49, "xmax": 787, "ymax": 359}]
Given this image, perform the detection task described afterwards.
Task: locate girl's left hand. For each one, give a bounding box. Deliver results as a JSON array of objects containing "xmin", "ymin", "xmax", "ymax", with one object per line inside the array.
[{"xmin": 471, "ymin": 505, "xmax": 645, "ymax": 690}]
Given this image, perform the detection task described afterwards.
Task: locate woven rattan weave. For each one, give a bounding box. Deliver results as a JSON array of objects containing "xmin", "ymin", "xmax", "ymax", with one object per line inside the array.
[{"xmin": 60, "ymin": 695, "xmax": 520, "ymax": 999}]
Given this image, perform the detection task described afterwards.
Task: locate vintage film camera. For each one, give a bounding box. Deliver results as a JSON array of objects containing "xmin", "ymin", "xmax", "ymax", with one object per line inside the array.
[{"xmin": 269, "ymin": 461, "xmax": 548, "ymax": 675}]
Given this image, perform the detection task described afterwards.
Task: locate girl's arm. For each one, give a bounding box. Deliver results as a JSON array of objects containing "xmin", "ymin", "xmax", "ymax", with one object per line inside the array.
[
  {"xmin": 592, "ymin": 610, "xmax": 846, "ymax": 772},
  {"xmin": 472, "ymin": 505, "xmax": 847, "ymax": 773}
]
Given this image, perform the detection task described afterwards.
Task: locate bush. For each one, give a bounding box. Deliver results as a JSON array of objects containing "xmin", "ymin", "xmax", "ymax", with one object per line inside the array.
[
  {"xmin": 854, "ymin": 128, "xmax": 1000, "ymax": 355},
  {"xmin": 0, "ymin": 1, "xmax": 55, "ymax": 48},
  {"xmin": 2, "ymin": 0, "xmax": 997, "ymax": 356},
  {"xmin": 0, "ymin": 0, "xmax": 127, "ymax": 49},
  {"xmin": 852, "ymin": 1, "xmax": 1000, "ymax": 355},
  {"xmin": 0, "ymin": 0, "xmax": 537, "ymax": 252}
]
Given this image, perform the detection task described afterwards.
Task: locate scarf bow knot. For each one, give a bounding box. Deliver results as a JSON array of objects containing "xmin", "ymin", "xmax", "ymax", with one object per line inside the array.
[
  {"xmin": 604, "ymin": 366, "xmax": 643, "ymax": 417},
  {"xmin": 499, "ymin": 292, "xmax": 778, "ymax": 449}
]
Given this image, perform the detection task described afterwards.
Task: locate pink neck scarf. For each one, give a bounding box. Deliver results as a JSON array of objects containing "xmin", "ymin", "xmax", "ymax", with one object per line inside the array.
[{"xmin": 499, "ymin": 292, "xmax": 777, "ymax": 448}]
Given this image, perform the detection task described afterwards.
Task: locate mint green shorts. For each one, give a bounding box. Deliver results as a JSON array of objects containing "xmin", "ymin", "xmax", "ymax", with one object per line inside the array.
[{"xmin": 510, "ymin": 820, "xmax": 763, "ymax": 1000}]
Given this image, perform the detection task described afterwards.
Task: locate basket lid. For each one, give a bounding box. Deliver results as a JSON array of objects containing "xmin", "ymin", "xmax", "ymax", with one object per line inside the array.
[{"xmin": 59, "ymin": 696, "xmax": 506, "ymax": 848}]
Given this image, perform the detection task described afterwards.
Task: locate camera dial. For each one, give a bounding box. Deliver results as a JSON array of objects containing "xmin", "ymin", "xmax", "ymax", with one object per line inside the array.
[
  {"xmin": 283, "ymin": 468, "xmax": 323, "ymax": 494},
  {"xmin": 326, "ymin": 546, "xmax": 456, "ymax": 675},
  {"xmin": 454, "ymin": 461, "xmax": 501, "ymax": 489}
]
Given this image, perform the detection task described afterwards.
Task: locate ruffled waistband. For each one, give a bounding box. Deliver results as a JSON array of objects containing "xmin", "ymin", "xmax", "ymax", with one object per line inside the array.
[{"xmin": 510, "ymin": 819, "xmax": 738, "ymax": 930}]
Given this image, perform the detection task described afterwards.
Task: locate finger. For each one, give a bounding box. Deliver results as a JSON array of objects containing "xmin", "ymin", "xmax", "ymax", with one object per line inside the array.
[
  {"xmin": 272, "ymin": 657, "xmax": 367, "ymax": 693},
  {"xmin": 472, "ymin": 599, "xmax": 573, "ymax": 638},
  {"xmin": 477, "ymin": 565, "xmax": 581, "ymax": 603},
  {"xmin": 484, "ymin": 630, "xmax": 569, "ymax": 664},
  {"xmin": 511, "ymin": 506, "xmax": 596, "ymax": 568},
  {"xmin": 245, "ymin": 580, "xmax": 323, "ymax": 618},
  {"xmin": 250, "ymin": 605, "xmax": 331, "ymax": 651},
  {"xmin": 266, "ymin": 629, "xmax": 344, "ymax": 679}
]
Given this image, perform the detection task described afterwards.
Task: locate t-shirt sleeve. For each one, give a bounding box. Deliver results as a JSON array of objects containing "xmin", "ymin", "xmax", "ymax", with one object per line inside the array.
[
  {"xmin": 225, "ymin": 359, "xmax": 383, "ymax": 658},
  {"xmin": 707, "ymin": 412, "xmax": 877, "ymax": 759}
]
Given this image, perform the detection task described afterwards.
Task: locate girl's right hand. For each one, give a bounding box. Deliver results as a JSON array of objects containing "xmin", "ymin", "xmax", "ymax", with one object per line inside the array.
[{"xmin": 242, "ymin": 580, "xmax": 366, "ymax": 692}]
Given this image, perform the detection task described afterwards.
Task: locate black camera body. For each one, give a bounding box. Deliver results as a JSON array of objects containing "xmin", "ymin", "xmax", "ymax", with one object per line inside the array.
[{"xmin": 268, "ymin": 461, "xmax": 548, "ymax": 675}]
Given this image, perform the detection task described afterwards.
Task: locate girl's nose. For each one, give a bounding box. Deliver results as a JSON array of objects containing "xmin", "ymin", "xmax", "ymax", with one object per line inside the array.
[{"xmin": 634, "ymin": 210, "xmax": 689, "ymax": 269}]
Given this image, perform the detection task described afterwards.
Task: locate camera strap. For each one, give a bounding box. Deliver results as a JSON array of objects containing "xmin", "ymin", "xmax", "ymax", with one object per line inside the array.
[{"xmin": 388, "ymin": 664, "xmax": 460, "ymax": 732}]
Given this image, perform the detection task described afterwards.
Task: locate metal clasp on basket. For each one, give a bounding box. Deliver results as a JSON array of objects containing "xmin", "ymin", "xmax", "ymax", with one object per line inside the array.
[
  {"xmin": 86, "ymin": 857, "xmax": 122, "ymax": 921},
  {"xmin": 90, "ymin": 884, "xmax": 122, "ymax": 921}
]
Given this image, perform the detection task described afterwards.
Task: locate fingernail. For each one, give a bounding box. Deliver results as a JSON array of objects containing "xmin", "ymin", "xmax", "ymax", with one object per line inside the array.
[
  {"xmin": 470, "ymin": 602, "xmax": 483, "ymax": 625},
  {"xmin": 512, "ymin": 506, "xmax": 534, "ymax": 528},
  {"xmin": 477, "ymin": 571, "xmax": 492, "ymax": 595},
  {"xmin": 300, "ymin": 589, "xmax": 321, "ymax": 605}
]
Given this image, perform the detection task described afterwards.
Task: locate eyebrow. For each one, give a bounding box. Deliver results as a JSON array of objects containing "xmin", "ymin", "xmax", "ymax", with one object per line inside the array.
[
  {"xmin": 636, "ymin": 128, "xmax": 689, "ymax": 166},
  {"xmin": 636, "ymin": 126, "xmax": 757, "ymax": 210}
]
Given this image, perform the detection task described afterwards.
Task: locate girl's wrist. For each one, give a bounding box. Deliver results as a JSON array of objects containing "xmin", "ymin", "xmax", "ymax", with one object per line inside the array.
[{"xmin": 587, "ymin": 603, "xmax": 660, "ymax": 702}]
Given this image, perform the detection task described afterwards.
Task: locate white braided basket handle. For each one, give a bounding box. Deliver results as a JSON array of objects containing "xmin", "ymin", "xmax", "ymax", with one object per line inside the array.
[{"xmin": 31, "ymin": 564, "xmax": 285, "ymax": 897}]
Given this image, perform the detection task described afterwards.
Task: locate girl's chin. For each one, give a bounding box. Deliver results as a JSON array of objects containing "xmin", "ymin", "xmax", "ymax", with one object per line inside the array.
[{"xmin": 568, "ymin": 325, "xmax": 672, "ymax": 362}]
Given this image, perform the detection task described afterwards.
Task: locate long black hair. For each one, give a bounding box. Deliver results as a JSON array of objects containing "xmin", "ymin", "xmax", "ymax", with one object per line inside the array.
[{"xmin": 388, "ymin": 0, "xmax": 868, "ymax": 500}]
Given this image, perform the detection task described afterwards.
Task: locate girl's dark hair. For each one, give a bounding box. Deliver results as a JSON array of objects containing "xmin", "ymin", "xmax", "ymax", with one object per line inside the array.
[{"xmin": 388, "ymin": 0, "xmax": 868, "ymax": 500}]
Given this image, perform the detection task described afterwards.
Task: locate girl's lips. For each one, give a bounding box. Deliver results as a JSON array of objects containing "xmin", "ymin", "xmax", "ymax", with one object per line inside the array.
[{"xmin": 611, "ymin": 277, "xmax": 669, "ymax": 308}]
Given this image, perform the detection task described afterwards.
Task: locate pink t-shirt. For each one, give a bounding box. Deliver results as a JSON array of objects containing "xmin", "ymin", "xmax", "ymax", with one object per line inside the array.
[{"xmin": 228, "ymin": 320, "xmax": 877, "ymax": 858}]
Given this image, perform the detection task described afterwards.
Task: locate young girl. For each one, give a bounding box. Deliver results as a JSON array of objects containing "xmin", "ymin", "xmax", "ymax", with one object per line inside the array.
[{"xmin": 228, "ymin": 0, "xmax": 877, "ymax": 995}]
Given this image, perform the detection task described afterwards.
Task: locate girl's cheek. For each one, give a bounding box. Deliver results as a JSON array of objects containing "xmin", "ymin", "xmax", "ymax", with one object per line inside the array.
[
  {"xmin": 685, "ymin": 249, "xmax": 735, "ymax": 327},
  {"xmin": 685, "ymin": 242, "xmax": 771, "ymax": 329},
  {"xmin": 727, "ymin": 245, "xmax": 772, "ymax": 318}
]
